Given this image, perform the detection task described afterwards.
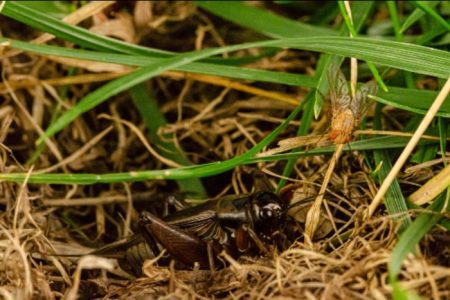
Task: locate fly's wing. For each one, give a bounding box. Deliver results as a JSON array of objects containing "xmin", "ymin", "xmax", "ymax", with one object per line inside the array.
[
  {"xmin": 352, "ymin": 80, "xmax": 378, "ymax": 126},
  {"xmin": 327, "ymin": 64, "xmax": 351, "ymax": 114}
]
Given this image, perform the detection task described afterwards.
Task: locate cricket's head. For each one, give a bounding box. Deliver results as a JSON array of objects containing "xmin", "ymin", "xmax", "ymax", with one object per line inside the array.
[{"xmin": 251, "ymin": 191, "xmax": 287, "ymax": 241}]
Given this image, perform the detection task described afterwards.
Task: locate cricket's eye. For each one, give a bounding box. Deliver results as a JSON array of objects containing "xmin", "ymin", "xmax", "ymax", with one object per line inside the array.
[
  {"xmin": 259, "ymin": 203, "xmax": 282, "ymax": 220},
  {"xmin": 260, "ymin": 208, "xmax": 273, "ymax": 219}
]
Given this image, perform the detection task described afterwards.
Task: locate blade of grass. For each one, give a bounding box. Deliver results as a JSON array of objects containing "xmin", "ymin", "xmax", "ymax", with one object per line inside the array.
[
  {"xmin": 195, "ymin": 1, "xmax": 338, "ymax": 38},
  {"xmin": 372, "ymin": 104, "xmax": 411, "ymax": 231},
  {"xmin": 0, "ymin": 1, "xmax": 279, "ymax": 66},
  {"xmin": 31, "ymin": 36, "xmax": 450, "ymax": 147},
  {"xmin": 366, "ymin": 77, "xmax": 450, "ymax": 218},
  {"xmin": 416, "ymin": 22, "xmax": 449, "ymax": 45},
  {"xmin": 412, "ymin": 1, "xmax": 450, "ymax": 32},
  {"xmin": 276, "ymin": 90, "xmax": 315, "ymax": 192},
  {"xmin": 2, "ymin": 35, "xmax": 449, "ymax": 80},
  {"xmin": 370, "ymin": 94, "xmax": 450, "ymax": 118},
  {"xmin": 0, "ymin": 36, "xmax": 317, "ymax": 88},
  {"xmin": 338, "ymin": 1, "xmax": 388, "ymax": 91},
  {"xmin": 129, "ymin": 84, "xmax": 206, "ymax": 198},
  {"xmin": 387, "ymin": 1, "xmax": 415, "ymax": 91},
  {"xmin": 278, "ymin": 36, "xmax": 450, "ymax": 79},
  {"xmin": 2, "ymin": 36, "xmax": 450, "ymax": 117},
  {"xmin": 251, "ymin": 136, "xmax": 436, "ymax": 163},
  {"xmin": 1, "ymin": 1, "xmax": 171, "ymax": 56},
  {"xmin": 387, "ymin": 1, "xmax": 403, "ymax": 40},
  {"xmin": 0, "ymin": 135, "xmax": 437, "ymax": 185},
  {"xmin": 314, "ymin": 1, "xmax": 375, "ymax": 117},
  {"xmin": 438, "ymin": 117, "xmax": 448, "ymax": 166},
  {"xmin": 400, "ymin": 1, "xmax": 440, "ymax": 33},
  {"xmin": 389, "ymin": 191, "xmax": 448, "ymax": 280},
  {"xmin": 391, "ymin": 279, "xmax": 422, "ymax": 300},
  {"xmin": 0, "ymin": 98, "xmax": 307, "ymax": 184}
]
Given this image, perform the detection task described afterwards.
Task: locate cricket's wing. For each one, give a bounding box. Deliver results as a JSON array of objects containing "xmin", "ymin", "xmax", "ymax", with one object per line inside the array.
[{"xmin": 139, "ymin": 211, "xmax": 210, "ymax": 268}]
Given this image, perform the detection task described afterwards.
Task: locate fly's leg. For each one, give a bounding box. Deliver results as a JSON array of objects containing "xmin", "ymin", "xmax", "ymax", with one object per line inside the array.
[{"xmin": 139, "ymin": 211, "xmax": 210, "ymax": 269}]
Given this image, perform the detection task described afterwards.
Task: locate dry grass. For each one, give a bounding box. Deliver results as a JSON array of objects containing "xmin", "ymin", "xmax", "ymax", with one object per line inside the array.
[{"xmin": 0, "ymin": 2, "xmax": 448, "ymax": 299}]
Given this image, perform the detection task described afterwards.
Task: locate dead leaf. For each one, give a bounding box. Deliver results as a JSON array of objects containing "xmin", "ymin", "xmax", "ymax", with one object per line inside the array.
[{"xmin": 90, "ymin": 12, "xmax": 136, "ymax": 44}]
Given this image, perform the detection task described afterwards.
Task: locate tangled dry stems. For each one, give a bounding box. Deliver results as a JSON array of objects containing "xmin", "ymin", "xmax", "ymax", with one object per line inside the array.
[{"xmin": 0, "ymin": 1, "xmax": 448, "ymax": 299}]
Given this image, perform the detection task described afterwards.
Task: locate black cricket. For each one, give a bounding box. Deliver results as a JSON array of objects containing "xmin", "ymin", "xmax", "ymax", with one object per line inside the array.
[
  {"xmin": 87, "ymin": 172, "xmax": 315, "ymax": 276},
  {"xmin": 93, "ymin": 189, "xmax": 296, "ymax": 276}
]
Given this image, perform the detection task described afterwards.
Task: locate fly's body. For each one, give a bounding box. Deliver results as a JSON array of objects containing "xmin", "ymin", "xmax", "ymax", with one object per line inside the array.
[{"xmin": 328, "ymin": 65, "xmax": 378, "ymax": 144}]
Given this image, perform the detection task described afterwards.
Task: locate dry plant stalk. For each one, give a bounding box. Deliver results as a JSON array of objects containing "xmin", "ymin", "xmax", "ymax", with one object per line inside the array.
[
  {"xmin": 367, "ymin": 77, "xmax": 450, "ymax": 216},
  {"xmin": 408, "ymin": 163, "xmax": 450, "ymax": 205},
  {"xmin": 304, "ymin": 64, "xmax": 377, "ymax": 241},
  {"xmin": 1, "ymin": 2, "xmax": 448, "ymax": 298},
  {"xmin": 0, "ymin": 69, "xmax": 300, "ymax": 106},
  {"xmin": 305, "ymin": 2, "xmax": 378, "ymax": 241},
  {"xmin": 4, "ymin": 1, "xmax": 115, "ymax": 59}
]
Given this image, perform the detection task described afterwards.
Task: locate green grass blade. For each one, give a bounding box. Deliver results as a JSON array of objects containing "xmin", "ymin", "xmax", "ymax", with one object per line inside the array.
[
  {"xmin": 3, "ymin": 35, "xmax": 449, "ymax": 79},
  {"xmin": 0, "ymin": 101, "xmax": 307, "ymax": 185},
  {"xmin": 0, "ymin": 135, "xmax": 436, "ymax": 185},
  {"xmin": 195, "ymin": 1, "xmax": 337, "ymax": 38},
  {"xmin": 314, "ymin": 1, "xmax": 376, "ymax": 117},
  {"xmin": 38, "ymin": 43, "xmax": 294, "ymax": 145},
  {"xmin": 29, "ymin": 36, "xmax": 450, "ymax": 144},
  {"xmin": 337, "ymin": 1, "xmax": 358, "ymax": 37},
  {"xmin": 387, "ymin": 1, "xmax": 416, "ymax": 89},
  {"xmin": 2, "ymin": 36, "xmax": 449, "ymax": 117},
  {"xmin": 20, "ymin": 1, "xmax": 74, "ymax": 18},
  {"xmin": 412, "ymin": 1, "xmax": 450, "ymax": 32},
  {"xmin": 129, "ymin": 84, "xmax": 206, "ymax": 197},
  {"xmin": 372, "ymin": 104, "xmax": 411, "ymax": 231},
  {"xmin": 400, "ymin": 1, "xmax": 440, "ymax": 33},
  {"xmin": 276, "ymin": 90, "xmax": 315, "ymax": 192},
  {"xmin": 249, "ymin": 136, "xmax": 434, "ymax": 163},
  {"xmin": 392, "ymin": 279, "xmax": 422, "ymax": 300},
  {"xmin": 373, "ymin": 151, "xmax": 410, "ymax": 231},
  {"xmin": 371, "ymin": 94, "xmax": 450, "ymax": 118},
  {"xmin": 1, "ymin": 1, "xmax": 171, "ymax": 56},
  {"xmin": 389, "ymin": 192, "xmax": 447, "ymax": 280},
  {"xmin": 416, "ymin": 24, "xmax": 449, "ymax": 45},
  {"xmin": 438, "ymin": 117, "xmax": 448, "ymax": 167},
  {"xmin": 385, "ymin": 86, "xmax": 450, "ymax": 116},
  {"xmin": 387, "ymin": 1, "xmax": 402, "ymax": 40},
  {"xmin": 0, "ymin": 36, "xmax": 318, "ymax": 88},
  {"xmin": 337, "ymin": 1, "xmax": 388, "ymax": 91}
]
